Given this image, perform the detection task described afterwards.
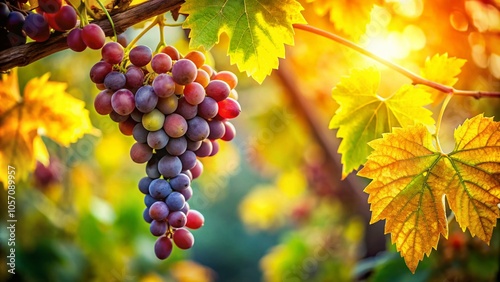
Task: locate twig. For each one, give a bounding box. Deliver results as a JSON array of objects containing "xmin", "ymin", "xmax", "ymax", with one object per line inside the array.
[
  {"xmin": 293, "ymin": 24, "xmax": 500, "ymax": 99},
  {"xmin": 0, "ymin": 0, "xmax": 185, "ymax": 72}
]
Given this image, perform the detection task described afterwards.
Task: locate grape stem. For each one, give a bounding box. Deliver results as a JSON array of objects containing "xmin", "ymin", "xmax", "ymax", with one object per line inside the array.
[
  {"xmin": 293, "ymin": 24, "xmax": 500, "ymax": 99},
  {"xmin": 125, "ymin": 16, "xmax": 161, "ymax": 52},
  {"xmin": 94, "ymin": 0, "xmax": 117, "ymax": 41}
]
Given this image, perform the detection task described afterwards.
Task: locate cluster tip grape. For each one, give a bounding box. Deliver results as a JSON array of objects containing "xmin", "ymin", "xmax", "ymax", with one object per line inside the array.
[{"xmin": 92, "ymin": 43, "xmax": 241, "ymax": 260}]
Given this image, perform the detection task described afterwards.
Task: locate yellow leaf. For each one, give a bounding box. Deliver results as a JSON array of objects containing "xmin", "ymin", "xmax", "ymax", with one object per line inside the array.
[
  {"xmin": 305, "ymin": 0, "xmax": 377, "ymax": 39},
  {"xmin": 358, "ymin": 115, "xmax": 500, "ymax": 272},
  {"xmin": 0, "ymin": 70, "xmax": 97, "ymax": 187},
  {"xmin": 329, "ymin": 66, "xmax": 434, "ymax": 178},
  {"xmin": 170, "ymin": 260, "xmax": 215, "ymax": 282},
  {"xmin": 420, "ymin": 53, "xmax": 466, "ymax": 104}
]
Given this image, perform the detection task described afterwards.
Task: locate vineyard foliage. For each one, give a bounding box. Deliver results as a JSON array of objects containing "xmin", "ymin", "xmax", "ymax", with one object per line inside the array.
[{"xmin": 0, "ymin": 0, "xmax": 499, "ymax": 280}]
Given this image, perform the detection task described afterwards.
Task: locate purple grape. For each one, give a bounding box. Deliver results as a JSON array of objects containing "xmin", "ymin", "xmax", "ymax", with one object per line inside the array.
[
  {"xmin": 180, "ymin": 202, "xmax": 190, "ymax": 214},
  {"xmin": 186, "ymin": 140, "xmax": 202, "ymax": 151},
  {"xmin": 148, "ymin": 178, "xmax": 172, "ymax": 199},
  {"xmin": 67, "ymin": 28, "xmax": 86, "ymax": 52},
  {"xmin": 94, "ymin": 89, "xmax": 114, "ymax": 115},
  {"xmin": 146, "ymin": 155, "xmax": 161, "ymax": 179},
  {"xmin": 166, "ymin": 136, "xmax": 187, "ymax": 156},
  {"xmin": 38, "ymin": 0, "xmax": 61, "ymax": 14},
  {"xmin": 168, "ymin": 210, "xmax": 187, "ymax": 228},
  {"xmin": 81, "ymin": 23, "xmax": 105, "ymax": 50},
  {"xmin": 165, "ymin": 191, "xmax": 185, "ymax": 211},
  {"xmin": 169, "ymin": 173, "xmax": 190, "ymax": 191},
  {"xmin": 54, "ymin": 5, "xmax": 77, "ymax": 30},
  {"xmin": 183, "ymin": 82, "xmax": 205, "ymax": 105},
  {"xmin": 150, "ymin": 220, "xmax": 168, "ymax": 236},
  {"xmin": 206, "ymin": 80, "xmax": 230, "ymax": 101},
  {"xmin": 154, "ymin": 235, "xmax": 173, "ymax": 260},
  {"xmin": 101, "ymin": 41, "xmax": 124, "ymax": 64},
  {"xmin": 143, "ymin": 207, "xmax": 153, "ymax": 223},
  {"xmin": 130, "ymin": 142, "xmax": 153, "ymax": 163},
  {"xmin": 179, "ymin": 150, "xmax": 197, "ymax": 170},
  {"xmin": 210, "ymin": 140, "xmax": 220, "ymax": 156},
  {"xmin": 151, "ymin": 53, "xmax": 173, "ymax": 73},
  {"xmin": 144, "ymin": 194, "xmax": 158, "ymax": 208},
  {"xmin": 152, "ymin": 73, "xmax": 176, "ymax": 98},
  {"xmin": 0, "ymin": 3, "xmax": 10, "ymax": 26},
  {"xmin": 207, "ymin": 119, "xmax": 226, "ymax": 140},
  {"xmin": 157, "ymin": 95, "xmax": 178, "ymax": 115},
  {"xmin": 90, "ymin": 61, "xmax": 113, "ymax": 84},
  {"xmin": 158, "ymin": 155, "xmax": 182, "ymax": 179},
  {"xmin": 111, "ymin": 88, "xmax": 135, "ymax": 115},
  {"xmin": 147, "ymin": 129, "xmax": 169, "ymax": 150},
  {"xmin": 135, "ymin": 85, "xmax": 158, "ymax": 113},
  {"xmin": 23, "ymin": 13, "xmax": 50, "ymax": 42},
  {"xmin": 186, "ymin": 116, "xmax": 210, "ymax": 141},
  {"xmin": 221, "ymin": 121, "xmax": 236, "ymax": 141},
  {"xmin": 7, "ymin": 11, "xmax": 25, "ymax": 34},
  {"xmin": 195, "ymin": 139, "xmax": 213, "ymax": 157},
  {"xmin": 179, "ymin": 186, "xmax": 193, "ymax": 201},
  {"xmin": 149, "ymin": 201, "xmax": 170, "ymax": 221},
  {"xmin": 171, "ymin": 59, "xmax": 197, "ymax": 85},
  {"xmin": 172, "ymin": 228, "xmax": 194, "ymax": 249},
  {"xmin": 198, "ymin": 96, "xmax": 218, "ymax": 119},
  {"xmin": 132, "ymin": 123, "xmax": 148, "ymax": 143},
  {"xmin": 129, "ymin": 45, "xmax": 152, "ymax": 67},
  {"xmin": 125, "ymin": 66, "xmax": 145, "ymax": 89},
  {"xmin": 175, "ymin": 97, "xmax": 198, "ymax": 119},
  {"xmin": 163, "ymin": 113, "xmax": 188, "ymax": 138},
  {"xmin": 104, "ymin": 71, "xmax": 126, "ymax": 91},
  {"xmin": 138, "ymin": 177, "xmax": 153, "ymax": 194},
  {"xmin": 109, "ymin": 111, "xmax": 129, "ymax": 123}
]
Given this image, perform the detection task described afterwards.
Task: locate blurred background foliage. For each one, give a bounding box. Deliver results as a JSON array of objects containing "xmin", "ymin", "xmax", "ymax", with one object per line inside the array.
[{"xmin": 1, "ymin": 0, "xmax": 500, "ymax": 281}]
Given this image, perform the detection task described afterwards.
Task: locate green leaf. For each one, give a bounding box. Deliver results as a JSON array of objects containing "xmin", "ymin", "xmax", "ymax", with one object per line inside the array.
[
  {"xmin": 329, "ymin": 66, "xmax": 435, "ymax": 178},
  {"xmin": 180, "ymin": 0, "xmax": 307, "ymax": 83}
]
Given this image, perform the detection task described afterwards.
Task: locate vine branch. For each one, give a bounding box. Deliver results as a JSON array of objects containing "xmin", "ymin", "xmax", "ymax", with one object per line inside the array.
[
  {"xmin": 0, "ymin": 0, "xmax": 185, "ymax": 72},
  {"xmin": 293, "ymin": 24, "xmax": 500, "ymax": 99}
]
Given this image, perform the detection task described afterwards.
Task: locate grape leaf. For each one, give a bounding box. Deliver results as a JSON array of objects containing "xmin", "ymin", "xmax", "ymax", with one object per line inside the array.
[
  {"xmin": 305, "ymin": 0, "xmax": 377, "ymax": 39},
  {"xmin": 329, "ymin": 66, "xmax": 434, "ymax": 178},
  {"xmin": 420, "ymin": 53, "xmax": 466, "ymax": 104},
  {"xmin": 0, "ymin": 70, "xmax": 97, "ymax": 187},
  {"xmin": 358, "ymin": 114, "xmax": 500, "ymax": 272},
  {"xmin": 180, "ymin": 0, "xmax": 307, "ymax": 83}
]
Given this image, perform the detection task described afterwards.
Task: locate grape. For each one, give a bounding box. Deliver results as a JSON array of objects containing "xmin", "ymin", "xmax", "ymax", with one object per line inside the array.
[
  {"xmin": 23, "ymin": 13, "xmax": 50, "ymax": 42},
  {"xmin": 179, "ymin": 186, "xmax": 193, "ymax": 201},
  {"xmin": 152, "ymin": 73, "xmax": 176, "ymax": 98},
  {"xmin": 90, "ymin": 61, "xmax": 112, "ymax": 84},
  {"xmin": 143, "ymin": 207, "xmax": 153, "ymax": 223},
  {"xmin": 195, "ymin": 140, "xmax": 213, "ymax": 158},
  {"xmin": 166, "ymin": 137, "xmax": 187, "ymax": 156},
  {"xmin": 160, "ymin": 45, "xmax": 180, "ymax": 60},
  {"xmin": 194, "ymin": 69, "xmax": 210, "ymax": 88},
  {"xmin": 146, "ymin": 155, "xmax": 161, "ymax": 179},
  {"xmin": 200, "ymin": 64, "xmax": 214, "ymax": 77},
  {"xmin": 157, "ymin": 95, "xmax": 178, "ymax": 115},
  {"xmin": 169, "ymin": 173, "xmax": 190, "ymax": 191},
  {"xmin": 179, "ymin": 150, "xmax": 197, "ymax": 170},
  {"xmin": 154, "ymin": 235, "xmax": 173, "ymax": 260},
  {"xmin": 183, "ymin": 82, "xmax": 205, "ymax": 105},
  {"xmin": 186, "ymin": 210, "xmax": 204, "ymax": 229},
  {"xmin": 148, "ymin": 178, "xmax": 172, "ymax": 199},
  {"xmin": 130, "ymin": 142, "xmax": 153, "ymax": 163},
  {"xmin": 131, "ymin": 109, "xmax": 143, "ymax": 122},
  {"xmin": 173, "ymin": 228, "xmax": 194, "ymax": 249},
  {"xmin": 111, "ymin": 88, "xmax": 135, "ymax": 115},
  {"xmin": 147, "ymin": 129, "xmax": 169, "ymax": 149},
  {"xmin": 217, "ymin": 98, "xmax": 241, "ymax": 119},
  {"xmin": 186, "ymin": 117, "xmax": 210, "ymax": 141},
  {"xmin": 175, "ymin": 97, "xmax": 198, "ymax": 119},
  {"xmin": 101, "ymin": 42, "xmax": 124, "ymax": 65},
  {"xmin": 163, "ymin": 113, "xmax": 188, "ymax": 138},
  {"xmin": 81, "ymin": 23, "xmax": 105, "ymax": 50},
  {"xmin": 190, "ymin": 160, "xmax": 203, "ymax": 179},
  {"xmin": 132, "ymin": 123, "xmax": 148, "ymax": 143},
  {"xmin": 172, "ymin": 59, "xmax": 197, "ymax": 85},
  {"xmin": 117, "ymin": 33, "xmax": 127, "ymax": 47},
  {"xmin": 181, "ymin": 202, "xmax": 190, "ymax": 214},
  {"xmin": 209, "ymin": 140, "xmax": 220, "ymax": 156},
  {"xmin": 158, "ymin": 155, "xmax": 182, "ymax": 179},
  {"xmin": 168, "ymin": 211, "xmax": 187, "ymax": 228},
  {"xmin": 212, "ymin": 71, "xmax": 238, "ymax": 90},
  {"xmin": 165, "ymin": 191, "xmax": 185, "ymax": 211},
  {"xmin": 184, "ymin": 50, "xmax": 205, "ymax": 68},
  {"xmin": 7, "ymin": 11, "xmax": 25, "ymax": 34},
  {"xmin": 109, "ymin": 111, "xmax": 129, "ymax": 123},
  {"xmin": 186, "ymin": 139, "xmax": 202, "ymax": 151},
  {"xmin": 138, "ymin": 177, "xmax": 153, "ymax": 194},
  {"xmin": 150, "ymin": 220, "xmax": 168, "ymax": 236},
  {"xmin": 125, "ymin": 66, "xmax": 145, "ymax": 89},
  {"xmin": 94, "ymin": 89, "xmax": 113, "ymax": 115},
  {"xmin": 54, "ymin": 5, "xmax": 77, "ymax": 30},
  {"xmin": 221, "ymin": 121, "xmax": 236, "ymax": 141},
  {"xmin": 151, "ymin": 53, "xmax": 172, "ymax": 73},
  {"xmin": 0, "ymin": 3, "xmax": 10, "ymax": 26},
  {"xmin": 130, "ymin": 45, "xmax": 152, "ymax": 67},
  {"xmin": 142, "ymin": 109, "xmax": 165, "ymax": 131},
  {"xmin": 206, "ymin": 80, "xmax": 230, "ymax": 101},
  {"xmin": 104, "ymin": 71, "xmax": 126, "ymax": 91},
  {"xmin": 144, "ymin": 194, "xmax": 158, "ymax": 208},
  {"xmin": 67, "ymin": 28, "xmax": 86, "ymax": 52},
  {"xmin": 118, "ymin": 117, "xmax": 136, "ymax": 136},
  {"xmin": 149, "ymin": 201, "xmax": 170, "ymax": 221},
  {"xmin": 207, "ymin": 120, "xmax": 226, "ymax": 140},
  {"xmin": 38, "ymin": 0, "xmax": 61, "ymax": 14},
  {"xmin": 135, "ymin": 85, "xmax": 158, "ymax": 113},
  {"xmin": 7, "ymin": 31, "xmax": 26, "ymax": 47}
]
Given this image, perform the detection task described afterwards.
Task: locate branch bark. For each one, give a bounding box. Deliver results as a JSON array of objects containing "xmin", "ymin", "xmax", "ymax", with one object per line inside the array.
[{"xmin": 0, "ymin": 0, "xmax": 185, "ymax": 72}]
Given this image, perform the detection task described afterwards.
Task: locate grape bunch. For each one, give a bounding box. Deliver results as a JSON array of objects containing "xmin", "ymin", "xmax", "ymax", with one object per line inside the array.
[
  {"xmin": 0, "ymin": 0, "xmax": 78, "ymax": 50},
  {"xmin": 92, "ymin": 42, "xmax": 241, "ymax": 259}
]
